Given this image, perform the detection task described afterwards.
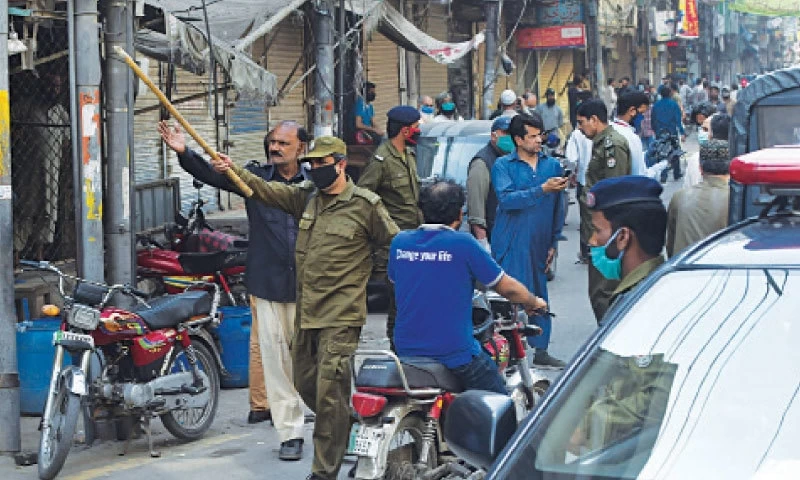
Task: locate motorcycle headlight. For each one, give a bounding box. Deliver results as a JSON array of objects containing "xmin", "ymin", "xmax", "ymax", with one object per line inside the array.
[{"xmin": 68, "ymin": 304, "xmax": 101, "ymax": 330}]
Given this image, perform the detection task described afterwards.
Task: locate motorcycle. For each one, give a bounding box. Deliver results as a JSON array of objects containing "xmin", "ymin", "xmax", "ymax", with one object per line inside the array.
[
  {"xmin": 347, "ymin": 291, "xmax": 550, "ymax": 480},
  {"xmin": 21, "ymin": 260, "xmax": 222, "ymax": 480},
  {"xmin": 136, "ymin": 180, "xmax": 248, "ymax": 306}
]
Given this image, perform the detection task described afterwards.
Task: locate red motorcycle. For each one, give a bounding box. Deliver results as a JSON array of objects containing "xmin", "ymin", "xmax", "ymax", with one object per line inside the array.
[
  {"xmin": 136, "ymin": 181, "xmax": 248, "ymax": 306},
  {"xmin": 348, "ymin": 291, "xmax": 551, "ymax": 480},
  {"xmin": 21, "ymin": 260, "xmax": 222, "ymax": 480}
]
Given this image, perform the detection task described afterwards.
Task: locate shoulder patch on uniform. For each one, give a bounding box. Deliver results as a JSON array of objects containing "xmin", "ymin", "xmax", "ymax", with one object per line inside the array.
[
  {"xmin": 353, "ymin": 187, "xmax": 381, "ymax": 204},
  {"xmin": 245, "ymin": 159, "xmax": 261, "ymax": 168},
  {"xmin": 607, "ymin": 157, "xmax": 616, "ymax": 168},
  {"xmin": 604, "ymin": 136, "xmax": 614, "ymax": 148}
]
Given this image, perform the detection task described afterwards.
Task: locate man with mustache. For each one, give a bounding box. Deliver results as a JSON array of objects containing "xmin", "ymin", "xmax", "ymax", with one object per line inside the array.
[{"xmin": 158, "ymin": 119, "xmax": 311, "ymax": 461}]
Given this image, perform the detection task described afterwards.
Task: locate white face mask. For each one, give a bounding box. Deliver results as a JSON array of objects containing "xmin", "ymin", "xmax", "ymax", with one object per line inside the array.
[{"xmin": 698, "ymin": 130, "xmax": 710, "ymax": 145}]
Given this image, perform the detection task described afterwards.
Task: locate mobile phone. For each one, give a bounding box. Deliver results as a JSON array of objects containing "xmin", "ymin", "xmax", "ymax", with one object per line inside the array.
[{"xmin": 563, "ymin": 169, "xmax": 572, "ymax": 178}]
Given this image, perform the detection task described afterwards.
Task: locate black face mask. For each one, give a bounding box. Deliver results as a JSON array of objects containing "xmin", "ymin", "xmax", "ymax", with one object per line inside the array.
[
  {"xmin": 547, "ymin": 98, "xmax": 556, "ymax": 106},
  {"xmin": 366, "ymin": 92, "xmax": 376, "ymax": 102},
  {"xmin": 309, "ymin": 163, "xmax": 340, "ymax": 191}
]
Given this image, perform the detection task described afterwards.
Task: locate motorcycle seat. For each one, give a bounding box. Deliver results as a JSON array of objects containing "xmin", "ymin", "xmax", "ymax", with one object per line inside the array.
[
  {"xmin": 178, "ymin": 250, "xmax": 247, "ymax": 274},
  {"xmin": 133, "ymin": 291, "xmax": 212, "ymax": 330},
  {"xmin": 355, "ymin": 357, "xmax": 464, "ymax": 393}
]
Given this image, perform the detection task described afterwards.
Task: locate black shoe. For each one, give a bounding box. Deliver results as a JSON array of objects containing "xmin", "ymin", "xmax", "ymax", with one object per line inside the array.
[
  {"xmin": 533, "ymin": 350, "xmax": 566, "ymax": 369},
  {"xmin": 247, "ymin": 410, "xmax": 271, "ymax": 424},
  {"xmin": 279, "ymin": 438, "xmax": 303, "ymax": 461}
]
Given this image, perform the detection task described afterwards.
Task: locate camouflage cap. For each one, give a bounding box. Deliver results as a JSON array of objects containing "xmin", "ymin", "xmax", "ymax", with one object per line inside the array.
[{"xmin": 305, "ymin": 136, "xmax": 347, "ymax": 158}]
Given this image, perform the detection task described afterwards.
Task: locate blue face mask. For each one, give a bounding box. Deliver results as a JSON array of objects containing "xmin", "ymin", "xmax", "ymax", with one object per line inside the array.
[
  {"xmin": 590, "ymin": 229, "xmax": 625, "ymax": 280},
  {"xmin": 421, "ymin": 105, "xmax": 434, "ymax": 115},
  {"xmin": 496, "ymin": 135, "xmax": 515, "ymax": 154},
  {"xmin": 441, "ymin": 102, "xmax": 456, "ymax": 113}
]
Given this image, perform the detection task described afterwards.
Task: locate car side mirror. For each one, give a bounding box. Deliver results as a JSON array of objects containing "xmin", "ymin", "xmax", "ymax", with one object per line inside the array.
[{"xmin": 444, "ymin": 391, "xmax": 517, "ymax": 470}]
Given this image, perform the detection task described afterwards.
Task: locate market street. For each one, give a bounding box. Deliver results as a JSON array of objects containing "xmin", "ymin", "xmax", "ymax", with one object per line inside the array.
[{"xmin": 0, "ymin": 136, "xmax": 690, "ymax": 479}]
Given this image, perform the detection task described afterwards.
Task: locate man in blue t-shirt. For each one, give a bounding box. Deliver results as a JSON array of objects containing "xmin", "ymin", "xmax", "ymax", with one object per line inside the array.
[
  {"xmin": 389, "ymin": 179, "xmax": 548, "ymax": 394},
  {"xmin": 355, "ymin": 81, "xmax": 384, "ymax": 144}
]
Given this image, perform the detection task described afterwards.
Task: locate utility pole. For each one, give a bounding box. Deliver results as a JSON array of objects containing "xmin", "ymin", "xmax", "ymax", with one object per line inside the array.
[
  {"xmin": 103, "ymin": 0, "xmax": 134, "ymax": 294},
  {"xmin": 405, "ymin": 1, "xmax": 418, "ymax": 107},
  {"xmin": 584, "ymin": 0, "xmax": 604, "ymax": 94},
  {"xmin": 0, "ymin": 0, "xmax": 21, "ymax": 454},
  {"xmin": 644, "ymin": 0, "xmax": 653, "ymax": 84},
  {"xmin": 337, "ymin": 0, "xmax": 346, "ymax": 137},
  {"xmin": 75, "ymin": 0, "xmax": 104, "ymax": 282},
  {"xmin": 313, "ymin": 0, "xmax": 335, "ymax": 138},
  {"xmin": 482, "ymin": 0, "xmax": 499, "ymax": 119}
]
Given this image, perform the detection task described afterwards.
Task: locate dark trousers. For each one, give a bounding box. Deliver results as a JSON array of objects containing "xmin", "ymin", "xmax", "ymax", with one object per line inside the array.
[
  {"xmin": 577, "ymin": 184, "xmax": 591, "ymax": 258},
  {"xmin": 449, "ymin": 351, "xmax": 507, "ymax": 395},
  {"xmin": 293, "ymin": 326, "xmax": 361, "ymax": 480}
]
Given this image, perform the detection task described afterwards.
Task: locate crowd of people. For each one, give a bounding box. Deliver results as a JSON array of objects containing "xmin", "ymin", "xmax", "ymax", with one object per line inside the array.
[{"xmin": 155, "ymin": 70, "xmax": 737, "ymax": 479}]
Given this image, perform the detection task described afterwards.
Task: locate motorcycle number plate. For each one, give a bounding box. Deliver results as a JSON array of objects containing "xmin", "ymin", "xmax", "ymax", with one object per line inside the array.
[
  {"xmin": 347, "ymin": 424, "xmax": 383, "ymax": 458},
  {"xmin": 53, "ymin": 330, "xmax": 95, "ymax": 348}
]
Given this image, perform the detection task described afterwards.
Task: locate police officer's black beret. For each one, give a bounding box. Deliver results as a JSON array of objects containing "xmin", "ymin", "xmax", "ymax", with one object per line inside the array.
[
  {"xmin": 587, "ymin": 176, "xmax": 663, "ymax": 210},
  {"xmin": 387, "ymin": 106, "xmax": 421, "ymax": 125}
]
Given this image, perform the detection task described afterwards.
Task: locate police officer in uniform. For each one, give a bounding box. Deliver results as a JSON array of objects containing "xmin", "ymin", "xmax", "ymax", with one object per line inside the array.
[
  {"xmin": 586, "ymin": 175, "xmax": 667, "ymax": 311},
  {"xmin": 575, "ymin": 99, "xmax": 632, "ymax": 322},
  {"xmin": 212, "ymin": 137, "xmax": 399, "ymax": 480},
  {"xmin": 358, "ymin": 106, "xmax": 424, "ymax": 349},
  {"xmin": 568, "ymin": 175, "xmax": 673, "ymax": 452}
]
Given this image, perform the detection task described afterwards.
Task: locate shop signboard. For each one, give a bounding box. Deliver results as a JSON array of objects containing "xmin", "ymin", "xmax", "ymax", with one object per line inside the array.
[{"xmin": 517, "ymin": 24, "xmax": 586, "ymax": 50}]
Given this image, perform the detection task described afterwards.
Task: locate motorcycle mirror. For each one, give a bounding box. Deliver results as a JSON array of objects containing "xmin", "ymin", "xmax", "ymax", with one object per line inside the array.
[
  {"xmin": 192, "ymin": 179, "xmax": 204, "ymax": 190},
  {"xmin": 501, "ymin": 53, "xmax": 515, "ymax": 76}
]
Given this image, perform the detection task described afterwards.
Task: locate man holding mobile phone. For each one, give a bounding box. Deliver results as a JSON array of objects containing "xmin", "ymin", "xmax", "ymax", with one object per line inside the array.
[{"xmin": 491, "ymin": 113, "xmax": 569, "ymax": 368}]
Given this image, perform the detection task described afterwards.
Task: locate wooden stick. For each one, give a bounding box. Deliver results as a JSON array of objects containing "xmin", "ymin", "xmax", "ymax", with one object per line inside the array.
[{"xmin": 112, "ymin": 46, "xmax": 253, "ymax": 198}]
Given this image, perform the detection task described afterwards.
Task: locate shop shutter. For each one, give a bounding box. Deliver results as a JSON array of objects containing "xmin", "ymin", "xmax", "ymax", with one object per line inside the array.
[
  {"xmin": 418, "ymin": 4, "xmax": 449, "ymax": 100},
  {"xmin": 228, "ymin": 19, "xmax": 308, "ymax": 165},
  {"xmin": 537, "ymin": 49, "xmax": 573, "ymax": 122},
  {"xmin": 365, "ymin": 31, "xmax": 400, "ymax": 129}
]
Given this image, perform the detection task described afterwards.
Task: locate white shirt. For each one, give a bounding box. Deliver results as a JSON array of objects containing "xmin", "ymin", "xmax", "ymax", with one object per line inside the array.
[
  {"xmin": 612, "ymin": 118, "xmax": 667, "ymax": 179},
  {"xmin": 565, "ymin": 129, "xmax": 593, "ymax": 185}
]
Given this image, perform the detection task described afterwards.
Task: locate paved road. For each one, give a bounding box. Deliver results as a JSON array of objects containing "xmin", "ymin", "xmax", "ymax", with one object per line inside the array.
[{"xmin": 1, "ymin": 140, "xmax": 693, "ymax": 479}]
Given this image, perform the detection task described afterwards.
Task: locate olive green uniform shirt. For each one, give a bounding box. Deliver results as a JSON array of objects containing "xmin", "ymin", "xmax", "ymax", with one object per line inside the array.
[
  {"xmin": 357, "ymin": 140, "xmax": 423, "ymax": 230},
  {"xmin": 584, "ymin": 125, "xmax": 632, "ymax": 322},
  {"xmin": 585, "ymin": 125, "xmax": 632, "ymax": 191},
  {"xmin": 609, "ymin": 255, "xmax": 665, "ymax": 308},
  {"xmin": 231, "ymin": 164, "xmax": 399, "ymax": 329}
]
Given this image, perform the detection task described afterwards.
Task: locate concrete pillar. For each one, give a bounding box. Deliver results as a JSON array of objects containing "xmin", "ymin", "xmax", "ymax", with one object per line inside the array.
[
  {"xmin": 0, "ymin": 0, "xmax": 21, "ymax": 453},
  {"xmin": 313, "ymin": 0, "xmax": 335, "ymax": 138},
  {"xmin": 103, "ymin": 0, "xmax": 134, "ymax": 292},
  {"xmin": 75, "ymin": 0, "xmax": 104, "ymax": 282},
  {"xmin": 482, "ymin": 0, "xmax": 499, "ymax": 119}
]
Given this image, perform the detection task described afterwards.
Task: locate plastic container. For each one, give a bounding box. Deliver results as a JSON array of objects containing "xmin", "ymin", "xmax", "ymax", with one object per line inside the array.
[
  {"xmin": 211, "ymin": 306, "xmax": 252, "ymax": 388},
  {"xmin": 16, "ymin": 318, "xmax": 67, "ymax": 415}
]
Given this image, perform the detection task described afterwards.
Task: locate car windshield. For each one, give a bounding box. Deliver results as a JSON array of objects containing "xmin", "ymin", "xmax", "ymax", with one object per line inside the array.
[
  {"xmin": 416, "ymin": 135, "xmax": 488, "ymax": 185},
  {"xmin": 501, "ymin": 268, "xmax": 800, "ymax": 479}
]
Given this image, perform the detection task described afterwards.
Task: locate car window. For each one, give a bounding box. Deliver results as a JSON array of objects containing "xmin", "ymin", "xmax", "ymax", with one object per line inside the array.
[
  {"xmin": 498, "ymin": 269, "xmax": 800, "ymax": 479},
  {"xmin": 416, "ymin": 135, "xmax": 489, "ymax": 186}
]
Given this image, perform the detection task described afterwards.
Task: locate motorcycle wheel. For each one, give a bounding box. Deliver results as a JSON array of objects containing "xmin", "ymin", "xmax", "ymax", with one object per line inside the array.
[
  {"xmin": 38, "ymin": 381, "xmax": 81, "ymax": 480},
  {"xmin": 384, "ymin": 415, "xmax": 436, "ymax": 480},
  {"xmin": 160, "ymin": 342, "xmax": 220, "ymax": 440}
]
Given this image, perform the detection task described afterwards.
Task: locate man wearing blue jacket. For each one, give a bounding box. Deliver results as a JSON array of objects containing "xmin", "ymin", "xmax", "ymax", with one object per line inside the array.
[
  {"xmin": 651, "ymin": 84, "xmax": 686, "ymax": 182},
  {"xmin": 158, "ymin": 120, "xmax": 309, "ymax": 461}
]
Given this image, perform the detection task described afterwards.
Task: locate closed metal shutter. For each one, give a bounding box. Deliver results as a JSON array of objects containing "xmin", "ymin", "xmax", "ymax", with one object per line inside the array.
[
  {"xmin": 418, "ymin": 4, "xmax": 449, "ymax": 100},
  {"xmin": 365, "ymin": 31, "xmax": 400, "ymax": 129},
  {"xmin": 537, "ymin": 49, "xmax": 573, "ymax": 122}
]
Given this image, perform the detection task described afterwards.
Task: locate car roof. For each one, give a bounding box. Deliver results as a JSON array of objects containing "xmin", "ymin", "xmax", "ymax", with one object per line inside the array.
[
  {"xmin": 420, "ymin": 120, "xmax": 492, "ymax": 137},
  {"xmin": 678, "ymin": 214, "xmax": 800, "ymax": 267}
]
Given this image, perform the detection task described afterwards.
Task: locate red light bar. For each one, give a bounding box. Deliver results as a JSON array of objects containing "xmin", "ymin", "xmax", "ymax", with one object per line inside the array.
[
  {"xmin": 729, "ymin": 147, "xmax": 800, "ymax": 186},
  {"xmin": 352, "ymin": 392, "xmax": 387, "ymax": 417}
]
